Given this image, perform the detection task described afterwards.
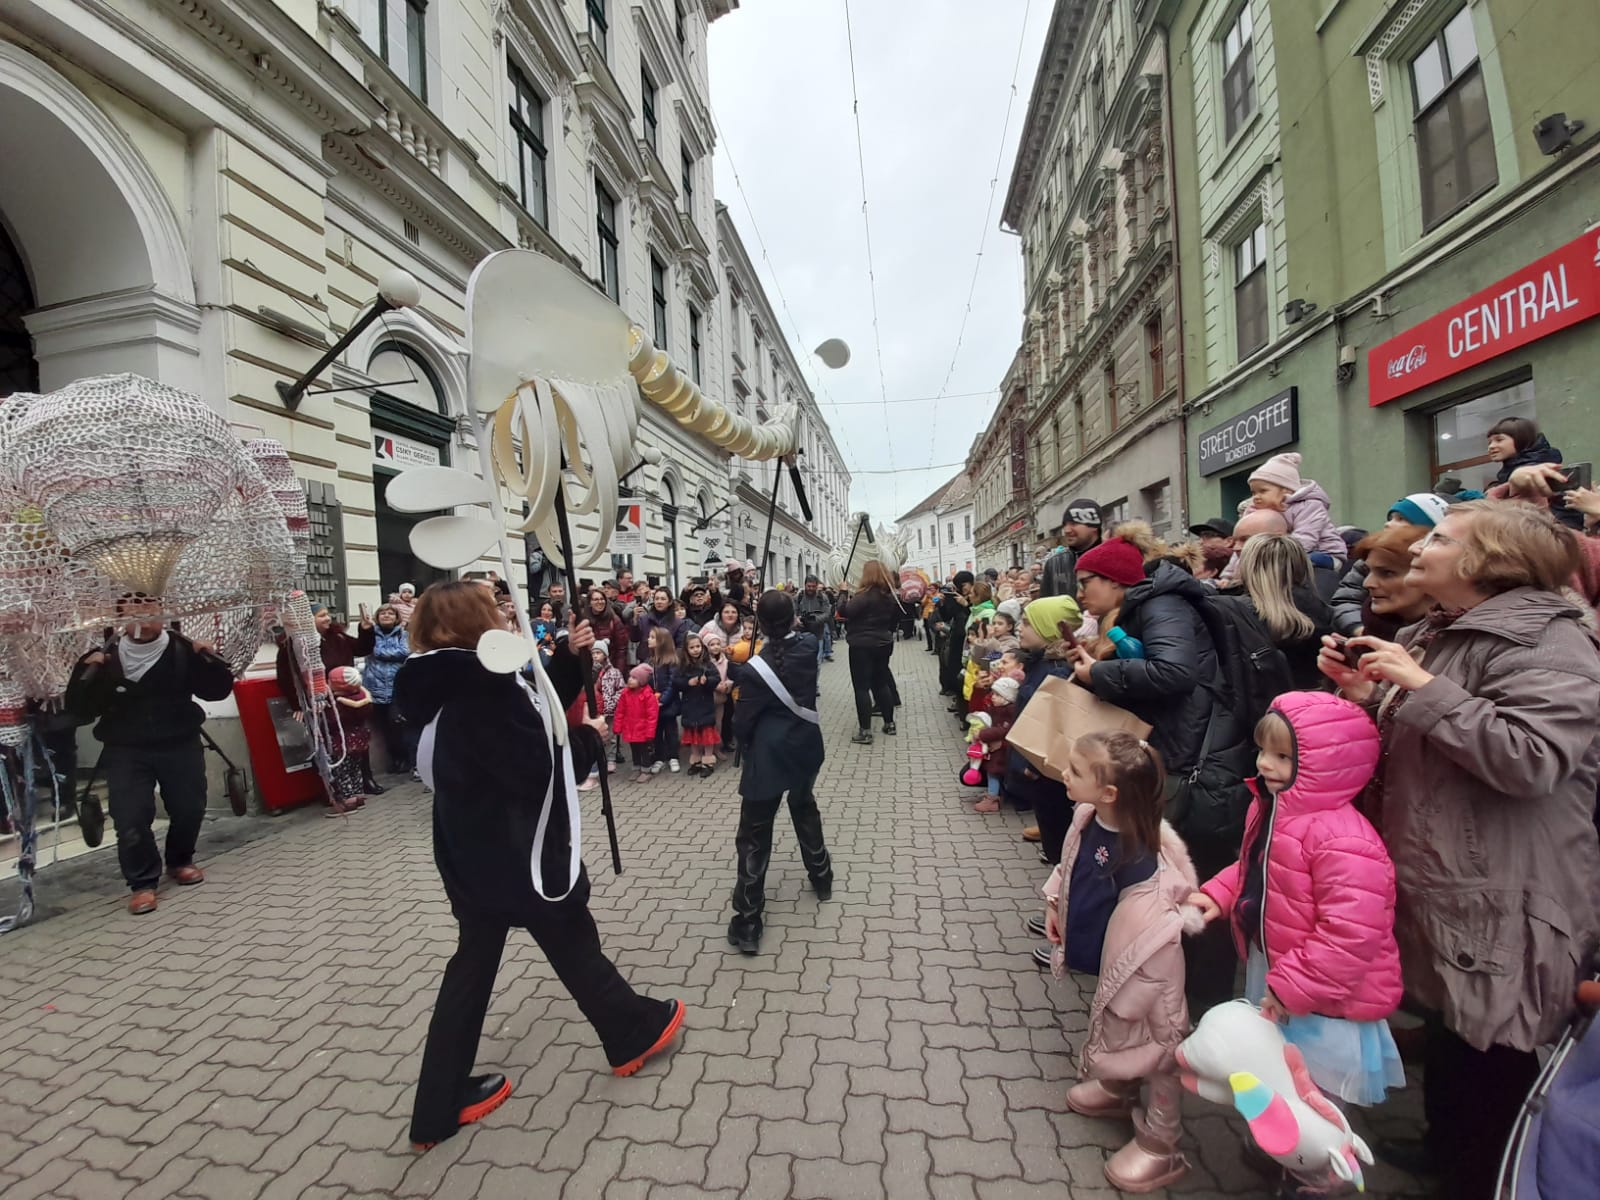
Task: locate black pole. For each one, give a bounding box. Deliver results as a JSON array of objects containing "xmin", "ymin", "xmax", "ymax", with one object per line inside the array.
[
  {"xmin": 274, "ymin": 298, "xmax": 397, "ymax": 411},
  {"xmin": 841, "ymin": 513, "xmax": 869, "ymax": 583},
  {"xmin": 551, "ymin": 460, "xmax": 624, "ymax": 877},
  {"xmin": 756, "ymin": 459, "xmax": 785, "ymax": 592}
]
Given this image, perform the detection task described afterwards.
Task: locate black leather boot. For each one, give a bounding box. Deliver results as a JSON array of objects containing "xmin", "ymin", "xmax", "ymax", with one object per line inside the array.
[
  {"xmin": 787, "ymin": 789, "xmax": 833, "ymax": 901},
  {"xmin": 729, "ymin": 805, "xmax": 774, "ymax": 955}
]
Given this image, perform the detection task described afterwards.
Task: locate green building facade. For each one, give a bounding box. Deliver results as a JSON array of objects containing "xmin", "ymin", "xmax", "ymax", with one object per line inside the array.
[{"xmin": 1165, "ymin": 0, "xmax": 1600, "ymax": 530}]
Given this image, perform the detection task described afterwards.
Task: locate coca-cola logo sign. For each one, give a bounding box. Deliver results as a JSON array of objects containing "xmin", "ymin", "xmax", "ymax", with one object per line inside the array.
[{"xmin": 1385, "ymin": 345, "xmax": 1428, "ymax": 379}]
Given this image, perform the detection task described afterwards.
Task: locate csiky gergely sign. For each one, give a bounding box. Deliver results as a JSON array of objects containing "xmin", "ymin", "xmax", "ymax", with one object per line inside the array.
[
  {"xmin": 1368, "ymin": 229, "xmax": 1600, "ymax": 406},
  {"xmin": 1196, "ymin": 387, "xmax": 1298, "ymax": 476}
]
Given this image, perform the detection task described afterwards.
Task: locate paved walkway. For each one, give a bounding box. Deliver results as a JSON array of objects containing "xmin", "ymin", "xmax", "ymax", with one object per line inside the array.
[{"xmin": 0, "ymin": 639, "xmax": 1426, "ymax": 1198}]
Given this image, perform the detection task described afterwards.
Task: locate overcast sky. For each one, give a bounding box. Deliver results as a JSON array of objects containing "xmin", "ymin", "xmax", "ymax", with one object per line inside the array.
[{"xmin": 709, "ymin": 0, "xmax": 1052, "ymax": 531}]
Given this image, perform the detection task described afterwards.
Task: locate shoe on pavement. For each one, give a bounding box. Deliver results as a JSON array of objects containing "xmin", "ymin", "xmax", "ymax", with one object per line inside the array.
[
  {"xmin": 410, "ymin": 1073, "xmax": 512, "ymax": 1150},
  {"xmin": 128, "ymin": 889, "xmax": 158, "ymax": 915},
  {"xmin": 612, "ymin": 999, "xmax": 687, "ymax": 1077},
  {"xmin": 649, "ymin": 762, "xmax": 664, "ymax": 775},
  {"xmin": 973, "ymin": 796, "xmax": 1000, "ymax": 813},
  {"xmin": 167, "ymin": 864, "xmax": 205, "ymax": 886},
  {"xmin": 1021, "ymin": 826, "xmax": 1041, "ymax": 843},
  {"xmin": 881, "ymin": 722, "xmax": 897, "ymax": 736},
  {"xmin": 851, "ymin": 729, "xmax": 873, "ymax": 745},
  {"xmin": 812, "ymin": 876, "xmax": 833, "ymax": 902},
  {"xmin": 727, "ymin": 920, "xmax": 762, "ymax": 955},
  {"xmin": 1025, "ymin": 914, "xmax": 1047, "ymax": 939},
  {"xmin": 1103, "ymin": 1135, "xmax": 1189, "ymax": 1193},
  {"xmin": 1066, "ymin": 1078, "xmax": 1137, "ymax": 1118},
  {"xmin": 577, "ymin": 777, "xmax": 598, "ymax": 792},
  {"xmin": 1032, "ymin": 944, "xmax": 1053, "ymax": 969},
  {"xmin": 668, "ymin": 758, "xmax": 681, "ymax": 773}
]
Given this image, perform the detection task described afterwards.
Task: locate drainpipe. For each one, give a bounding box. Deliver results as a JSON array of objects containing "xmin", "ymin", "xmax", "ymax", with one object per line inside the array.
[{"xmin": 1159, "ymin": 19, "xmax": 1192, "ymax": 528}]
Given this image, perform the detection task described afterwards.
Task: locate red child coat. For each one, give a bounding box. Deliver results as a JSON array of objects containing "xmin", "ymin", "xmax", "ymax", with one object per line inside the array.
[{"xmin": 613, "ymin": 685, "xmax": 660, "ymax": 744}]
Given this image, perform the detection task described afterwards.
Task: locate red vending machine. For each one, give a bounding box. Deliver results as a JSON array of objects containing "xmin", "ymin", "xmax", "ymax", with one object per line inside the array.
[{"xmin": 234, "ymin": 674, "xmax": 327, "ymax": 812}]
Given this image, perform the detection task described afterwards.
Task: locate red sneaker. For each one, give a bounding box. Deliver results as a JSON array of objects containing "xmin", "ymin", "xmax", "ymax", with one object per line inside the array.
[{"xmin": 612, "ymin": 1000, "xmax": 686, "ymax": 1077}]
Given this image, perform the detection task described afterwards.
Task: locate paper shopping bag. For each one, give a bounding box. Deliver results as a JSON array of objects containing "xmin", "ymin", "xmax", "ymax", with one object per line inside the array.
[{"xmin": 1004, "ymin": 676, "xmax": 1152, "ymax": 783}]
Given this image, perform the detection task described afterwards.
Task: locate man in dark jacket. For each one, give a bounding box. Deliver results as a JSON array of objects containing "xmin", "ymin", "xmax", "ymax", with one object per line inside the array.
[
  {"xmin": 795, "ymin": 576, "xmax": 834, "ymax": 663},
  {"xmin": 65, "ymin": 597, "xmax": 236, "ymax": 914},
  {"xmin": 1039, "ymin": 499, "xmax": 1103, "ymax": 598},
  {"xmin": 936, "ymin": 572, "xmax": 976, "ymax": 699}
]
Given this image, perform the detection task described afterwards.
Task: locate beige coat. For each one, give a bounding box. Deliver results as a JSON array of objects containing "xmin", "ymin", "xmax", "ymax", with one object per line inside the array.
[
  {"xmin": 1370, "ymin": 587, "xmax": 1600, "ymax": 1051},
  {"xmin": 1043, "ymin": 805, "xmax": 1203, "ymax": 1081}
]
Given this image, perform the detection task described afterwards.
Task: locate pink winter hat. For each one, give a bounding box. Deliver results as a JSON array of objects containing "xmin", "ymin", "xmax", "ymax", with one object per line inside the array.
[
  {"xmin": 1248, "ymin": 452, "xmax": 1304, "ymax": 492},
  {"xmin": 628, "ymin": 664, "xmax": 654, "ymax": 686}
]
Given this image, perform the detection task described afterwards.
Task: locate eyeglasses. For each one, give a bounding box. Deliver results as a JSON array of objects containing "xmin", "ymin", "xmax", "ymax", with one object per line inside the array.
[{"xmin": 1417, "ymin": 528, "xmax": 1459, "ymax": 551}]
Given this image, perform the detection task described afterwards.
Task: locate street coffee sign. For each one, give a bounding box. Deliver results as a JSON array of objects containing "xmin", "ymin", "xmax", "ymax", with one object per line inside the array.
[
  {"xmin": 1196, "ymin": 388, "xmax": 1298, "ymax": 476},
  {"xmin": 1368, "ymin": 228, "xmax": 1600, "ymax": 406}
]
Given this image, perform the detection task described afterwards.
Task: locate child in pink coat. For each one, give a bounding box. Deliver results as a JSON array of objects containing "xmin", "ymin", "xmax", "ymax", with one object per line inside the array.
[
  {"xmin": 1238, "ymin": 452, "xmax": 1347, "ymax": 559},
  {"xmin": 1188, "ymin": 690, "xmax": 1404, "ymax": 1110},
  {"xmin": 1042, "ymin": 731, "xmax": 1203, "ymax": 1193}
]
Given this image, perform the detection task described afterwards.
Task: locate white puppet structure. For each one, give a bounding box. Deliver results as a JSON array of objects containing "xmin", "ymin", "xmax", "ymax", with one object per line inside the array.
[
  {"xmin": 0, "ymin": 374, "xmax": 303, "ymax": 930},
  {"xmin": 381, "ymin": 249, "xmax": 830, "ymax": 884}
]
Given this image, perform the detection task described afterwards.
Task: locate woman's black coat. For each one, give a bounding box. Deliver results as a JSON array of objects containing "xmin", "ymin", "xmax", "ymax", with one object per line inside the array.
[
  {"xmin": 395, "ymin": 644, "xmax": 584, "ymax": 922},
  {"xmin": 728, "ymin": 633, "xmax": 825, "ymax": 801},
  {"xmin": 841, "ymin": 588, "xmax": 902, "ymax": 649}
]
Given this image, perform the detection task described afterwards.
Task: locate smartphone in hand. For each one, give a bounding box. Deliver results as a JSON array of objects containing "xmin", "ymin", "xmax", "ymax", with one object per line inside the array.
[
  {"xmin": 1552, "ymin": 463, "xmax": 1593, "ymax": 493},
  {"xmin": 1332, "ymin": 635, "xmax": 1365, "ymax": 671}
]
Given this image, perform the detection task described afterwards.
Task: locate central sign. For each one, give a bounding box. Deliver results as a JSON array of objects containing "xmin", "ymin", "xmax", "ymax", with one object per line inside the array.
[
  {"xmin": 1196, "ymin": 387, "xmax": 1298, "ymax": 476},
  {"xmin": 1367, "ymin": 228, "xmax": 1600, "ymax": 406}
]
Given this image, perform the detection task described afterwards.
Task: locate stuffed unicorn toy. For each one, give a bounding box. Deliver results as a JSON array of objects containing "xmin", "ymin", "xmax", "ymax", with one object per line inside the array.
[{"xmin": 1176, "ymin": 1001, "xmax": 1373, "ymax": 1192}]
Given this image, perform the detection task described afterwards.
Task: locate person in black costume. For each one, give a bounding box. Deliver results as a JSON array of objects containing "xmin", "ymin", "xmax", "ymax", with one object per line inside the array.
[
  {"xmin": 64, "ymin": 595, "xmax": 236, "ymax": 915},
  {"xmin": 395, "ymin": 582, "xmax": 684, "ymax": 1149},
  {"xmin": 725, "ymin": 590, "xmax": 833, "ymax": 955},
  {"xmin": 841, "ymin": 560, "xmax": 904, "ymax": 743}
]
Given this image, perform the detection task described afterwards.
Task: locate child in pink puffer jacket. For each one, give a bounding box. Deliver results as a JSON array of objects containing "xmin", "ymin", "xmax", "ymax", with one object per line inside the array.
[{"xmin": 1188, "ymin": 690, "xmax": 1404, "ymax": 1110}]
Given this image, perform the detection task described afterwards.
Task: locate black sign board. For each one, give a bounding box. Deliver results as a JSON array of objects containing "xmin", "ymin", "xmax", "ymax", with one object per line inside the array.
[{"xmin": 1196, "ymin": 387, "xmax": 1299, "ymax": 476}]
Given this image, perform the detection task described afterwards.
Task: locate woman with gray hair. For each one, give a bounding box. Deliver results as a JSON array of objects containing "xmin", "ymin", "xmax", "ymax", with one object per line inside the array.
[
  {"xmin": 1233, "ymin": 533, "xmax": 1334, "ymax": 690},
  {"xmin": 1318, "ymin": 500, "xmax": 1600, "ymax": 1199}
]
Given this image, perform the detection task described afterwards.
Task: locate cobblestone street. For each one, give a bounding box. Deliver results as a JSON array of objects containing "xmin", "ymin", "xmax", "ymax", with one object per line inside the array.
[{"xmin": 0, "ymin": 640, "xmax": 1427, "ymax": 1199}]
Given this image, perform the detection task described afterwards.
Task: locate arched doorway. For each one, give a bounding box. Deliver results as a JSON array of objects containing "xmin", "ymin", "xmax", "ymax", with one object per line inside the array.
[
  {"xmin": 0, "ymin": 45, "xmax": 198, "ymax": 393},
  {"xmin": 370, "ymin": 342, "xmax": 456, "ymax": 595},
  {"xmin": 0, "ymin": 220, "xmax": 37, "ymax": 396}
]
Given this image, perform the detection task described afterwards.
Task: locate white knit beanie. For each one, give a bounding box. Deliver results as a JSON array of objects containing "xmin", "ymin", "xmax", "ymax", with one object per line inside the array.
[{"xmin": 1248, "ymin": 452, "xmax": 1304, "ymax": 492}]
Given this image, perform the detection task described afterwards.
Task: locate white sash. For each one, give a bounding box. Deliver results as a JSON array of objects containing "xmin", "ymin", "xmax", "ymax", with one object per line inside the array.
[{"xmin": 746, "ymin": 654, "xmax": 820, "ymax": 726}]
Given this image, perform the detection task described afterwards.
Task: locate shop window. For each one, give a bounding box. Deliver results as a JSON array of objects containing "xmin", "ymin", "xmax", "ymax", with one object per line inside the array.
[
  {"xmin": 1431, "ymin": 379, "xmax": 1536, "ymax": 493},
  {"xmin": 1221, "ymin": 3, "xmax": 1255, "ymax": 143},
  {"xmin": 1412, "ymin": 7, "xmax": 1496, "ymax": 230},
  {"xmin": 1234, "ymin": 223, "xmax": 1268, "ymax": 358}
]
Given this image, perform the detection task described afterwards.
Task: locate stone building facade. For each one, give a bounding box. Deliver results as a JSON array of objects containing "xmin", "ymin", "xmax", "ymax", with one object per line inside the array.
[
  {"xmin": 993, "ymin": 0, "xmax": 1183, "ymax": 549},
  {"xmin": 0, "ymin": 0, "xmax": 859, "ymax": 618}
]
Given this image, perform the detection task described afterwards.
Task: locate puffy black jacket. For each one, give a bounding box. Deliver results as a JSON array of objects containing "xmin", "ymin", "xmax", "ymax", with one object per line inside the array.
[
  {"xmin": 842, "ymin": 589, "xmax": 903, "ymax": 649},
  {"xmin": 1086, "ymin": 561, "xmax": 1249, "ymax": 775},
  {"xmin": 1039, "ymin": 545, "xmax": 1083, "ymax": 598},
  {"xmin": 1330, "ymin": 560, "xmax": 1368, "ymax": 636},
  {"xmin": 65, "ymin": 637, "xmax": 235, "ymax": 746}
]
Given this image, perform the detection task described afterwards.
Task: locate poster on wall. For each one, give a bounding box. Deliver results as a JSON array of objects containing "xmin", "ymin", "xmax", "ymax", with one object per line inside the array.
[
  {"xmin": 700, "ymin": 531, "xmax": 726, "ymax": 571},
  {"xmin": 613, "ymin": 503, "xmax": 645, "ymax": 554}
]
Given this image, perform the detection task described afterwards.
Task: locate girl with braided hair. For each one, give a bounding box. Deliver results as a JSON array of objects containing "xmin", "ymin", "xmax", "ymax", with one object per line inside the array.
[{"xmin": 724, "ymin": 589, "xmax": 833, "ymax": 954}]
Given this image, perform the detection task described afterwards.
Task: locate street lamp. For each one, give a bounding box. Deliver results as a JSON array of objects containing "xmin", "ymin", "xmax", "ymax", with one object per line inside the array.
[{"xmin": 275, "ymin": 269, "xmax": 424, "ymax": 411}]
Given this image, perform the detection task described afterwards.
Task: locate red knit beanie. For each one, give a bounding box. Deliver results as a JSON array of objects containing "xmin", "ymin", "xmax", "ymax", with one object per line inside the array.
[{"xmin": 1073, "ymin": 538, "xmax": 1146, "ymax": 587}]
